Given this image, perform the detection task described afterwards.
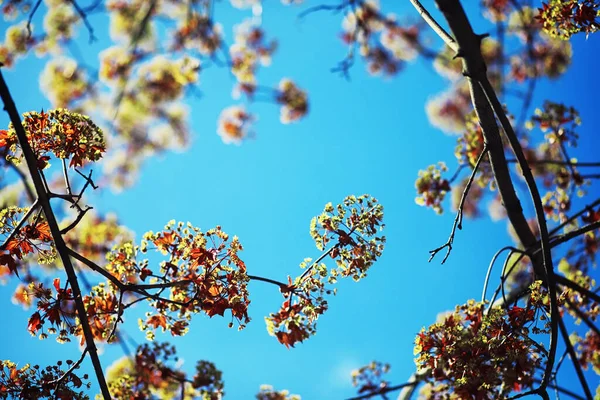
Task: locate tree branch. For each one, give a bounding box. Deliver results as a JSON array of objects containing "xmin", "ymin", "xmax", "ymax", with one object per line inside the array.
[
  {"xmin": 409, "ymin": 0, "xmax": 457, "ymax": 52},
  {"xmin": 429, "ymin": 146, "xmax": 487, "ymax": 263},
  {"xmin": 557, "ymin": 313, "xmax": 593, "ymax": 399},
  {"xmin": 0, "ymin": 70, "xmax": 111, "ymax": 399}
]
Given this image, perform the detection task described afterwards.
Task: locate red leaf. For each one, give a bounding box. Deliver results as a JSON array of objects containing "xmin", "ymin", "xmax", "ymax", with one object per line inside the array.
[
  {"xmin": 53, "ymin": 278, "xmax": 61, "ymax": 292},
  {"xmin": 0, "ymin": 254, "xmax": 18, "ymax": 277},
  {"xmin": 28, "ymin": 312, "xmax": 42, "ymax": 335}
]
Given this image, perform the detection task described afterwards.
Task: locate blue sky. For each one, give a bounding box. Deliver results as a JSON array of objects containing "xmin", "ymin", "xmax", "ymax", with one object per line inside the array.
[{"xmin": 1, "ymin": 1, "xmax": 600, "ymax": 399}]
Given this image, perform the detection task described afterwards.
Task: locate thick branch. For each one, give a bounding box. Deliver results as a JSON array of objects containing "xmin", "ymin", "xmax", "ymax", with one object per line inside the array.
[
  {"xmin": 0, "ymin": 71, "xmax": 111, "ymax": 399},
  {"xmin": 433, "ymin": 0, "xmax": 557, "ymax": 390}
]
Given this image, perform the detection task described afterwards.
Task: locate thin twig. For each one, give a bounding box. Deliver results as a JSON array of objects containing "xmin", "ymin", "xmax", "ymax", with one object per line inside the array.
[
  {"xmin": 60, "ymin": 206, "xmax": 93, "ymax": 234},
  {"xmin": 26, "ymin": 0, "xmax": 43, "ymax": 39},
  {"xmin": 106, "ymin": 291, "xmax": 124, "ymax": 344},
  {"xmin": 429, "ymin": 146, "xmax": 488, "ymax": 264},
  {"xmin": 247, "ymin": 275, "xmax": 290, "ymax": 288},
  {"xmin": 113, "ymin": 0, "xmax": 157, "ymax": 118},
  {"xmin": 507, "ymin": 159, "xmax": 600, "ymax": 168},
  {"xmin": 409, "ymin": 0, "xmax": 457, "ymax": 52},
  {"xmin": 556, "ymin": 313, "xmax": 593, "ymax": 399},
  {"xmin": 68, "ymin": 248, "xmax": 124, "ymax": 289},
  {"xmin": 67, "ymin": 0, "xmax": 97, "ymax": 42},
  {"xmin": 297, "ymin": 2, "xmax": 348, "ymax": 20},
  {"xmin": 45, "ymin": 348, "xmax": 89, "ymax": 388},
  {"xmin": 346, "ymin": 381, "xmax": 419, "ymax": 400},
  {"xmin": 62, "ymin": 159, "xmax": 73, "ymax": 195},
  {"xmin": 482, "ymin": 245, "xmax": 519, "ymax": 302},
  {"xmin": 532, "ymin": 378, "xmax": 586, "ymax": 400}
]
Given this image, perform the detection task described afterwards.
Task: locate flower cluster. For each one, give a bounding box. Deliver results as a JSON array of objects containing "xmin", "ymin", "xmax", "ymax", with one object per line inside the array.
[
  {"xmin": 0, "ymin": 22, "xmax": 34, "ymax": 67},
  {"xmin": 137, "ymin": 222, "xmax": 250, "ymax": 337},
  {"xmin": 39, "ymin": 58, "xmax": 89, "ymax": 108},
  {"xmin": 571, "ymin": 331, "xmax": 600, "ymax": 374},
  {"xmin": 426, "ymin": 83, "xmax": 472, "ymax": 134},
  {"xmin": 98, "ymin": 46, "xmax": 138, "ymax": 85},
  {"xmin": 266, "ymin": 195, "xmax": 385, "ymax": 348},
  {"xmin": 527, "ymin": 102, "xmax": 586, "ymax": 221},
  {"xmin": 455, "ymin": 111, "xmax": 494, "ymax": 188},
  {"xmin": 1, "ymin": 0, "xmax": 32, "ymax": 21},
  {"xmin": 0, "ymin": 207, "xmax": 54, "ymax": 278},
  {"xmin": 256, "ymin": 385, "xmax": 301, "ymax": 400},
  {"xmin": 104, "ymin": 342, "xmax": 224, "ymax": 399},
  {"xmin": 482, "ymin": 0, "xmax": 512, "ymax": 21},
  {"xmin": 414, "ymin": 300, "xmax": 545, "ymax": 399},
  {"xmin": 340, "ymin": 1, "xmax": 421, "ymax": 76},
  {"xmin": 64, "ymin": 212, "xmax": 132, "ymax": 266},
  {"xmin": 217, "ymin": 105, "xmax": 254, "ymax": 144},
  {"xmin": 26, "ymin": 278, "xmax": 77, "ymax": 343},
  {"xmin": 230, "ymin": 18, "xmax": 277, "ymax": 87},
  {"xmin": 107, "ymin": 0, "xmax": 155, "ymax": 46},
  {"xmin": 172, "ymin": 13, "xmax": 223, "ymax": 56},
  {"xmin": 538, "ymin": 0, "xmax": 600, "ymax": 39},
  {"xmin": 351, "ymin": 361, "xmax": 390, "ymax": 395},
  {"xmin": 276, "ymin": 79, "xmax": 309, "ymax": 124},
  {"xmin": 504, "ymin": 7, "xmax": 573, "ymax": 80},
  {"xmin": 310, "ymin": 194, "xmax": 385, "ymax": 280},
  {"xmin": 0, "ymin": 109, "xmax": 105, "ymax": 169},
  {"xmin": 136, "ymin": 56, "xmax": 201, "ymax": 103},
  {"xmin": 0, "ymin": 359, "xmax": 90, "ymax": 399},
  {"xmin": 415, "ymin": 163, "xmax": 451, "ymax": 214}
]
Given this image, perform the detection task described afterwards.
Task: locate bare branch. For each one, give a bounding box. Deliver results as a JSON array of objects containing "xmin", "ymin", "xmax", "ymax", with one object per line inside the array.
[
  {"xmin": 409, "ymin": 0, "xmax": 457, "ymax": 51},
  {"xmin": 429, "ymin": 146, "xmax": 488, "ymax": 264},
  {"xmin": 67, "ymin": 0, "xmax": 98, "ymax": 43},
  {"xmin": 60, "ymin": 206, "xmax": 93, "ymax": 234},
  {"xmin": 297, "ymin": 2, "xmax": 348, "ymax": 20},
  {"xmin": 26, "ymin": 0, "xmax": 43, "ymax": 40}
]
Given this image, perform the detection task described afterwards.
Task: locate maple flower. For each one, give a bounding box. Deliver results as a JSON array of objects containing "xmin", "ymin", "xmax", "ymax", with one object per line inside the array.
[
  {"xmin": 217, "ymin": 105, "xmax": 254, "ymax": 144},
  {"xmin": 0, "ymin": 109, "xmax": 106, "ymax": 169},
  {"xmin": 414, "ymin": 300, "xmax": 544, "ymax": 399},
  {"xmin": 415, "ymin": 163, "xmax": 451, "ymax": 214},
  {"xmin": 351, "ymin": 361, "xmax": 390, "ymax": 395},
  {"xmin": 379, "ymin": 24, "xmax": 420, "ymax": 62},
  {"xmin": 98, "ymin": 46, "xmax": 137, "ymax": 84},
  {"xmin": 172, "ymin": 13, "xmax": 223, "ymax": 56},
  {"xmin": 426, "ymin": 84, "xmax": 472, "ymax": 134},
  {"xmin": 39, "ymin": 58, "xmax": 89, "ymax": 108},
  {"xmin": 276, "ymin": 79, "xmax": 308, "ymax": 124},
  {"xmin": 256, "ymin": 384, "xmax": 301, "ymax": 400},
  {"xmin": 538, "ymin": 0, "xmax": 600, "ymax": 39},
  {"xmin": 267, "ymin": 195, "xmax": 385, "ymax": 348}
]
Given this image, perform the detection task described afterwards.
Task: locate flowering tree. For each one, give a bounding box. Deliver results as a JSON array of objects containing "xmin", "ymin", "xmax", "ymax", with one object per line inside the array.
[{"xmin": 0, "ymin": 0, "xmax": 598, "ymax": 399}]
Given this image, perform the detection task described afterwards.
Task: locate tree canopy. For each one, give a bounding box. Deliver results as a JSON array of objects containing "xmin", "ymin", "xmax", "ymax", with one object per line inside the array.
[{"xmin": 0, "ymin": 0, "xmax": 599, "ymax": 399}]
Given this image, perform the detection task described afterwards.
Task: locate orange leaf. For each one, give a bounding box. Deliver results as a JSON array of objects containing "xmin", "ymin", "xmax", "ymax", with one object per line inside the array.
[
  {"xmin": 146, "ymin": 314, "xmax": 167, "ymax": 329},
  {"xmin": 28, "ymin": 312, "xmax": 42, "ymax": 335}
]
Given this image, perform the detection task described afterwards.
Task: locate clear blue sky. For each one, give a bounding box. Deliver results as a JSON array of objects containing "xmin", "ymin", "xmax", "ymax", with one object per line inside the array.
[{"xmin": 1, "ymin": 2, "xmax": 599, "ymax": 399}]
